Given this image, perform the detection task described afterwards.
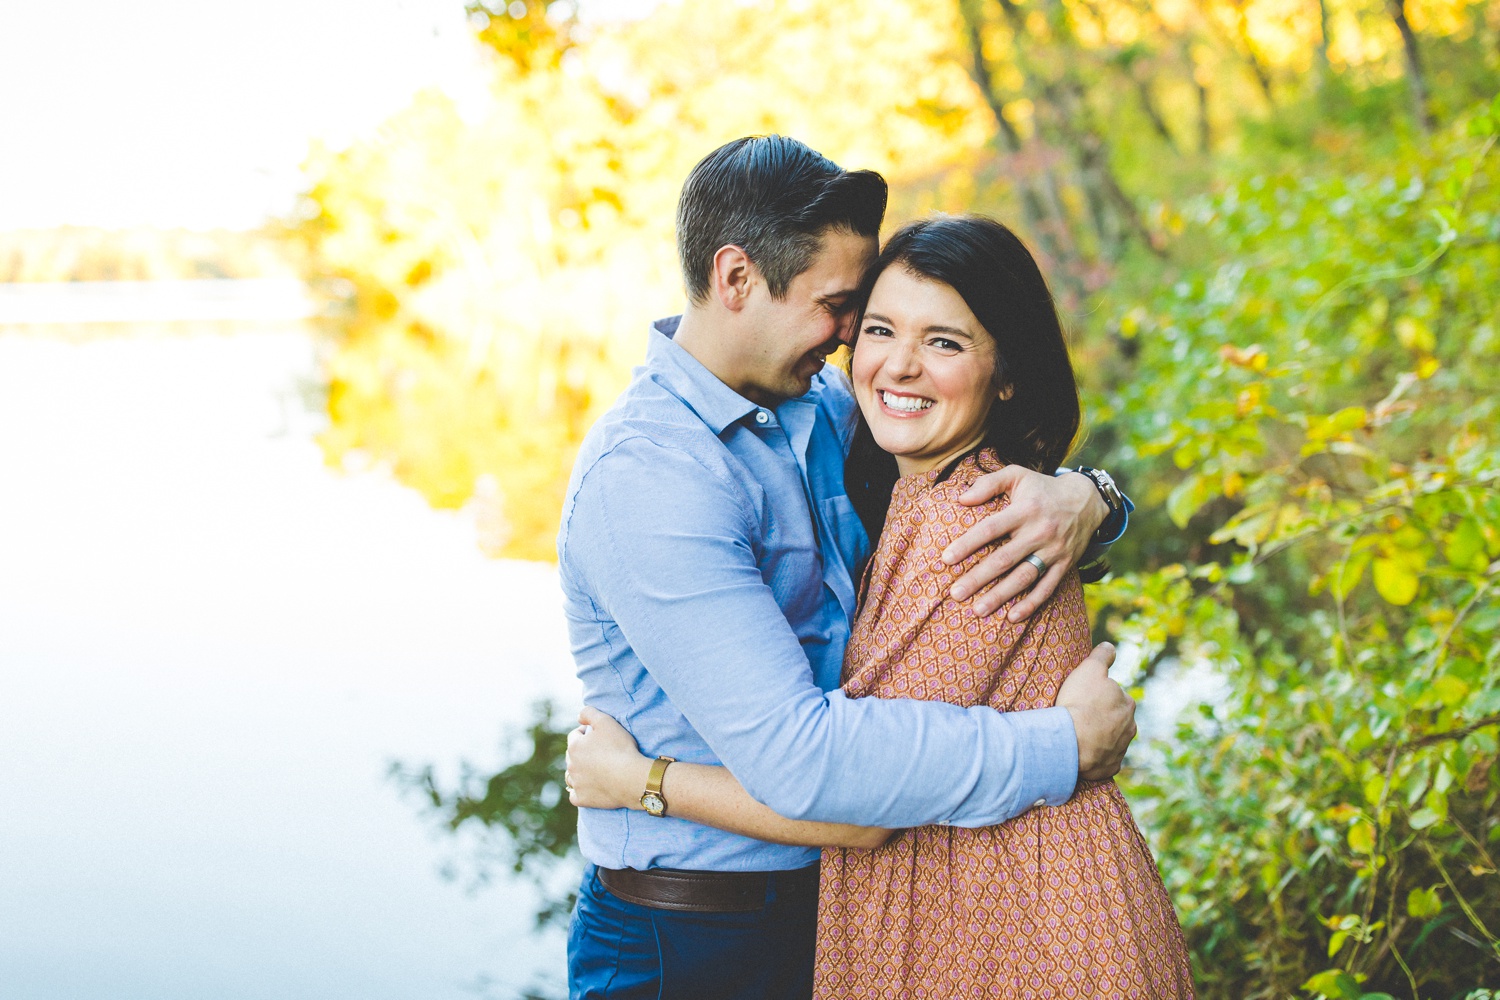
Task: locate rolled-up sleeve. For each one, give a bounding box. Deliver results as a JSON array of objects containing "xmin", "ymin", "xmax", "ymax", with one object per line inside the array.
[{"xmin": 563, "ymin": 436, "xmax": 1078, "ymax": 828}]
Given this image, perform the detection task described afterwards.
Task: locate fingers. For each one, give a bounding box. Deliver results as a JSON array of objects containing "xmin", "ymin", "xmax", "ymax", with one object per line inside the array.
[
  {"xmin": 998, "ymin": 561, "xmax": 1069, "ymax": 621},
  {"xmin": 950, "ymin": 542, "xmax": 1022, "ymax": 603},
  {"xmin": 1056, "ymin": 643, "xmax": 1115, "ymax": 704},
  {"xmin": 579, "ymin": 706, "xmax": 604, "ymax": 727},
  {"xmin": 956, "ymin": 466, "xmax": 1025, "ymax": 506},
  {"xmin": 956, "ymin": 531, "xmax": 1067, "ymax": 617},
  {"xmin": 962, "ymin": 555, "xmax": 1034, "ymax": 615},
  {"xmin": 943, "ymin": 506, "xmax": 1023, "ymax": 570}
]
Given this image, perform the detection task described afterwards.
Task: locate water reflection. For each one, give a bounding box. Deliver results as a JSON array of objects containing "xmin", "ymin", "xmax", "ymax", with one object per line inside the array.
[{"xmin": 0, "ymin": 322, "xmax": 575, "ymax": 999}]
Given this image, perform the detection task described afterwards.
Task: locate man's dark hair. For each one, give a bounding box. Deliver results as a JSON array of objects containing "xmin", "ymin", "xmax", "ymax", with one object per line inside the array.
[{"xmin": 676, "ymin": 135, "xmax": 888, "ymax": 304}]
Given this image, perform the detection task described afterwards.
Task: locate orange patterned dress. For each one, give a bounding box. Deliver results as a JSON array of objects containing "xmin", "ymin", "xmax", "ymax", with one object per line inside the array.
[{"xmin": 814, "ymin": 452, "xmax": 1195, "ymax": 999}]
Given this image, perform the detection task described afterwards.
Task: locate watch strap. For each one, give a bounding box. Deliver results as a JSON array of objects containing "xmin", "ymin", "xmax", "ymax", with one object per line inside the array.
[
  {"xmin": 645, "ymin": 755, "xmax": 675, "ymax": 797},
  {"xmin": 1071, "ymin": 466, "xmax": 1131, "ymax": 546}
]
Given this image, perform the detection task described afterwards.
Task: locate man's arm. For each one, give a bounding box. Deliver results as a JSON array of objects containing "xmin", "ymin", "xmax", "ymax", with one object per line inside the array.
[
  {"xmin": 565, "ymin": 642, "xmax": 1133, "ymax": 844},
  {"xmin": 942, "ymin": 466, "xmax": 1133, "ymax": 621},
  {"xmin": 565, "ymin": 436, "xmax": 1087, "ymax": 828}
]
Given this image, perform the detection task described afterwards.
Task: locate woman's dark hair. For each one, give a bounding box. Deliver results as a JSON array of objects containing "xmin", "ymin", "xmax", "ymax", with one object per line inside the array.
[
  {"xmin": 676, "ymin": 135, "xmax": 888, "ymax": 304},
  {"xmin": 845, "ymin": 216, "xmax": 1081, "ymax": 540}
]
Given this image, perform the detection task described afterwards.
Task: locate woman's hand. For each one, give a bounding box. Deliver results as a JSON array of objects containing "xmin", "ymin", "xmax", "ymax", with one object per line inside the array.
[{"xmin": 565, "ymin": 706, "xmax": 654, "ymax": 811}]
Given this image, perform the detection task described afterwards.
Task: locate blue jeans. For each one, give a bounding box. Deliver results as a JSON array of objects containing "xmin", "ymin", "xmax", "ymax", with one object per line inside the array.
[{"xmin": 567, "ymin": 863, "xmax": 817, "ymax": 1000}]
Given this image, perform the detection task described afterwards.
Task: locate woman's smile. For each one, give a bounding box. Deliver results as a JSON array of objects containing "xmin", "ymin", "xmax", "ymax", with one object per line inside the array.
[
  {"xmin": 852, "ymin": 266, "xmax": 1003, "ymax": 478},
  {"xmin": 876, "ymin": 389, "xmax": 934, "ymax": 414}
]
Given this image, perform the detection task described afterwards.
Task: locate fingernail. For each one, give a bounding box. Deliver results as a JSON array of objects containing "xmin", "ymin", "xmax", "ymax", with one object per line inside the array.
[
  {"xmin": 941, "ymin": 547, "xmax": 957, "ymax": 564},
  {"xmin": 950, "ymin": 583, "xmax": 968, "ymax": 599}
]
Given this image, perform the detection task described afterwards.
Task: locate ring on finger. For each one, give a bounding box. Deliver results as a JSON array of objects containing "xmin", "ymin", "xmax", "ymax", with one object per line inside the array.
[{"xmin": 1022, "ymin": 553, "xmax": 1048, "ymax": 577}]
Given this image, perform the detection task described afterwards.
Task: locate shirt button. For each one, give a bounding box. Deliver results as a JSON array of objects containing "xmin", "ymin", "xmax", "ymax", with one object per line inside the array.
[
  {"xmin": 1033, "ymin": 798, "xmax": 1047, "ymax": 808},
  {"xmin": 754, "ymin": 410, "xmax": 770, "ymax": 425}
]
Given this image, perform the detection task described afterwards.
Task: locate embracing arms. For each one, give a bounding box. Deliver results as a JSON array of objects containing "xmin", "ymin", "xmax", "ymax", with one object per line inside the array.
[
  {"xmin": 562, "ymin": 437, "xmax": 1101, "ymax": 828},
  {"xmin": 566, "ymin": 645, "xmax": 1131, "ymax": 848}
]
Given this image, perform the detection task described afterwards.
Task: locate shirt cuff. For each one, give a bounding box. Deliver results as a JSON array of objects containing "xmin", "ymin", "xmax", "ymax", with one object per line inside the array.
[
  {"xmin": 1011, "ymin": 705, "xmax": 1079, "ymax": 808},
  {"xmin": 1094, "ymin": 493, "xmax": 1135, "ymax": 547}
]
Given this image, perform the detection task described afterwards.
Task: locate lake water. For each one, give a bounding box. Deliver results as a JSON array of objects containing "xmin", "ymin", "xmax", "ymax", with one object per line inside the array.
[{"xmin": 0, "ymin": 318, "xmax": 578, "ymax": 999}]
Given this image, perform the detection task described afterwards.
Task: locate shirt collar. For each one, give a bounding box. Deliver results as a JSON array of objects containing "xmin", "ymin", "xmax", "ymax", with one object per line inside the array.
[{"xmin": 647, "ymin": 315, "xmax": 761, "ymax": 435}]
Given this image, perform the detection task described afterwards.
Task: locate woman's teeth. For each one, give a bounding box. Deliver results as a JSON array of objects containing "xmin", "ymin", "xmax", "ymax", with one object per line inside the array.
[{"xmin": 881, "ymin": 391, "xmax": 933, "ymax": 412}]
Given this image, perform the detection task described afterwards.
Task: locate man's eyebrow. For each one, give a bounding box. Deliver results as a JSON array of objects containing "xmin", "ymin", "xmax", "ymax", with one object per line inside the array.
[{"xmin": 816, "ymin": 291, "xmax": 858, "ymax": 306}]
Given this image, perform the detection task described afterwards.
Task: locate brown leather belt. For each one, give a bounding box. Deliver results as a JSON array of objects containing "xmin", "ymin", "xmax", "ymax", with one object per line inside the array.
[{"xmin": 597, "ymin": 862, "xmax": 820, "ymax": 913}]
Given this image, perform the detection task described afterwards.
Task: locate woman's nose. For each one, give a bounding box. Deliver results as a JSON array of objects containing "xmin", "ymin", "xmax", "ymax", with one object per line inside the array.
[{"xmin": 883, "ymin": 339, "xmax": 921, "ymax": 379}]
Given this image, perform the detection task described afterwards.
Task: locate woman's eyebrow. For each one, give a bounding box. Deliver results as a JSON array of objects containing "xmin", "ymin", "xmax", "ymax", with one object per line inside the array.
[{"xmin": 863, "ymin": 313, "xmax": 975, "ymax": 340}]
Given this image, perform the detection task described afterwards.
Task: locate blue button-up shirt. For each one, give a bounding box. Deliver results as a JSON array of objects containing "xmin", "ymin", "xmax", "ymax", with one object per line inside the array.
[{"xmin": 557, "ymin": 317, "xmax": 1078, "ymax": 872}]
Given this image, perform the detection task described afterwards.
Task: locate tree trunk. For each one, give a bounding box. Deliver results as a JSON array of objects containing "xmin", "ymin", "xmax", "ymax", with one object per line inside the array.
[
  {"xmin": 959, "ymin": 0, "xmax": 1164, "ymax": 272},
  {"xmin": 1134, "ymin": 75, "xmax": 1181, "ymax": 152},
  {"xmin": 1196, "ymin": 66, "xmax": 1212, "ymax": 153},
  {"xmin": 1233, "ymin": 2, "xmax": 1277, "ymax": 107},
  {"xmin": 1388, "ymin": 0, "xmax": 1434, "ymax": 133},
  {"xmin": 957, "ymin": 0, "xmax": 1077, "ymax": 273},
  {"xmin": 1315, "ymin": 0, "xmax": 1333, "ymax": 80}
]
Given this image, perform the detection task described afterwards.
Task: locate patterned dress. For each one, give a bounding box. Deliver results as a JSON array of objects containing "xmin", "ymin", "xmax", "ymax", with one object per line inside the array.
[{"xmin": 814, "ymin": 452, "xmax": 1195, "ymax": 999}]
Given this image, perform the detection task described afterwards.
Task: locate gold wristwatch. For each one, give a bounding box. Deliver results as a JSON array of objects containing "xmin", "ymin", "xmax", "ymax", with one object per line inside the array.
[{"xmin": 640, "ymin": 755, "xmax": 675, "ymax": 817}]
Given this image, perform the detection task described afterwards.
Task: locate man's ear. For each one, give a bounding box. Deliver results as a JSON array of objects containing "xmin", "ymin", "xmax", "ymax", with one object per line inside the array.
[
  {"xmin": 997, "ymin": 381, "xmax": 1015, "ymax": 401},
  {"xmin": 710, "ymin": 245, "xmax": 756, "ymax": 312}
]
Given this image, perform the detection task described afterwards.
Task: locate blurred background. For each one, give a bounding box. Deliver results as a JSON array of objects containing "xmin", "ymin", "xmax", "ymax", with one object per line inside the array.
[{"xmin": 0, "ymin": 1, "xmax": 1496, "ymax": 998}]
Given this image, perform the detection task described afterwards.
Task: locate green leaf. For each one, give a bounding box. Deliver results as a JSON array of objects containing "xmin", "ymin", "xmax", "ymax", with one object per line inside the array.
[
  {"xmin": 1409, "ymin": 807, "xmax": 1441, "ymax": 830},
  {"xmin": 1303, "ymin": 969, "xmax": 1353, "ymax": 997},
  {"xmin": 1328, "ymin": 929, "xmax": 1349, "ymax": 957},
  {"xmin": 1347, "ymin": 819, "xmax": 1375, "ymax": 854},
  {"xmin": 1433, "ymin": 675, "xmax": 1471, "ymax": 708},
  {"xmin": 1166, "ymin": 473, "xmax": 1217, "ymax": 529},
  {"xmin": 1330, "ymin": 549, "xmax": 1371, "ymax": 601},
  {"xmin": 1445, "ymin": 519, "xmax": 1487, "ymax": 570},
  {"xmin": 1404, "ymin": 764, "xmax": 1430, "ymax": 806},
  {"xmin": 1407, "ymin": 886, "xmax": 1442, "ymax": 919},
  {"xmin": 1372, "ymin": 556, "xmax": 1419, "ymax": 605}
]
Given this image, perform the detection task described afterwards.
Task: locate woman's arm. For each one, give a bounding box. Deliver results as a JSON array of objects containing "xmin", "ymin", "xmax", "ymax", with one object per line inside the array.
[{"xmin": 565, "ymin": 707, "xmax": 894, "ymax": 850}]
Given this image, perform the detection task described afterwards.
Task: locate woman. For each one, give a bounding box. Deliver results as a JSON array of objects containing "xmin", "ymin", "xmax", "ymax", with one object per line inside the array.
[{"xmin": 566, "ymin": 217, "xmax": 1194, "ymax": 998}]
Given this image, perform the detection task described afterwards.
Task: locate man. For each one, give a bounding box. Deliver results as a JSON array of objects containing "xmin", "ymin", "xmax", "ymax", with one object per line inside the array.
[{"xmin": 557, "ymin": 136, "xmax": 1136, "ymax": 999}]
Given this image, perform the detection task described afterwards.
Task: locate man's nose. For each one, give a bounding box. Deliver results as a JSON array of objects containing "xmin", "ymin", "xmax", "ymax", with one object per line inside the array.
[{"xmin": 835, "ymin": 311, "xmax": 857, "ymax": 346}]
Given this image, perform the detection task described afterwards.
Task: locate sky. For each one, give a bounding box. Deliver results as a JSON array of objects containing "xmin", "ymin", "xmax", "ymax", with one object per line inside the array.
[{"xmin": 0, "ymin": 1, "xmax": 523, "ymax": 230}]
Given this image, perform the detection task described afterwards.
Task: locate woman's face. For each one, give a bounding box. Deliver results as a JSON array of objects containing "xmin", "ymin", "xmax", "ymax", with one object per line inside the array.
[{"xmin": 852, "ymin": 266, "xmax": 1006, "ymax": 478}]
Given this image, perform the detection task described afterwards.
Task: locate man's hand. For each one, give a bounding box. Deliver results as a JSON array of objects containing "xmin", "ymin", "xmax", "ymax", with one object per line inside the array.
[
  {"xmin": 1055, "ymin": 643, "xmax": 1136, "ymax": 781},
  {"xmin": 943, "ymin": 466, "xmax": 1107, "ymax": 621}
]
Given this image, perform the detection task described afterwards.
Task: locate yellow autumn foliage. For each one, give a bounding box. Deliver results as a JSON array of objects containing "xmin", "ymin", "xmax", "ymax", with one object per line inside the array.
[{"xmin": 296, "ymin": 0, "xmax": 998, "ymax": 560}]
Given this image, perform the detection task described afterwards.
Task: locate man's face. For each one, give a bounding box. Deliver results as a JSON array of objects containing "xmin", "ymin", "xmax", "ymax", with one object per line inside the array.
[{"xmin": 737, "ymin": 228, "xmax": 878, "ymax": 406}]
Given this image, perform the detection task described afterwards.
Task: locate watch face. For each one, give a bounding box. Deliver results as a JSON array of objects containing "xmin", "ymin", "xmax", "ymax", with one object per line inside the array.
[
  {"xmin": 1087, "ymin": 469, "xmax": 1123, "ymax": 507},
  {"xmin": 641, "ymin": 792, "xmax": 666, "ymax": 817}
]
